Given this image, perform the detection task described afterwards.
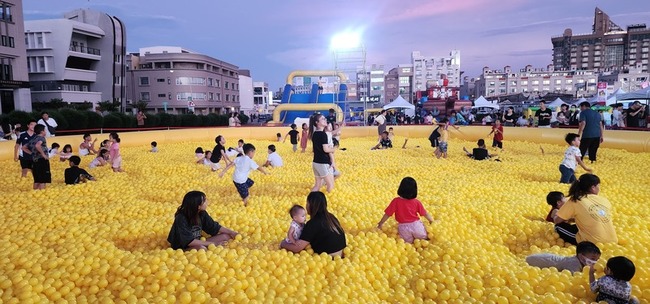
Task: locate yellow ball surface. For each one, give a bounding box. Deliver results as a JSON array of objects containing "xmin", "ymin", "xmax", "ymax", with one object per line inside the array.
[{"xmin": 0, "ymin": 134, "xmax": 648, "ymax": 303}]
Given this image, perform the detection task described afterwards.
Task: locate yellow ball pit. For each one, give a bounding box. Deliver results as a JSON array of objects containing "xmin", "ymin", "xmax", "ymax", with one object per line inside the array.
[{"xmin": 0, "ymin": 126, "xmax": 649, "ymax": 303}]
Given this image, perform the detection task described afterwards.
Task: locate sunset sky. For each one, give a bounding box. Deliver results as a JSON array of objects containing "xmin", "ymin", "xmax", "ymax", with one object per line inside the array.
[{"xmin": 24, "ymin": 0, "xmax": 650, "ymax": 90}]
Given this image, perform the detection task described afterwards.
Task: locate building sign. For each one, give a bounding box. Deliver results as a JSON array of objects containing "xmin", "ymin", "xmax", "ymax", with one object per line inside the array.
[
  {"xmin": 597, "ymin": 82, "xmax": 607, "ymax": 104},
  {"xmin": 0, "ymin": 80, "xmax": 31, "ymax": 89}
]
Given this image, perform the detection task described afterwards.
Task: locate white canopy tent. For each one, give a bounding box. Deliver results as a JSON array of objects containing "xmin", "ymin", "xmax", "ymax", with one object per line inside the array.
[
  {"xmin": 472, "ymin": 96, "xmax": 499, "ymax": 109},
  {"xmin": 383, "ymin": 95, "xmax": 415, "ymax": 110},
  {"xmin": 546, "ymin": 97, "xmax": 567, "ymax": 108},
  {"xmin": 605, "ymin": 88, "xmax": 627, "ymax": 106}
]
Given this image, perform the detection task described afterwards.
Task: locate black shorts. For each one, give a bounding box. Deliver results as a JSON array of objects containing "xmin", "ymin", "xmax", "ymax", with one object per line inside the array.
[
  {"xmin": 19, "ymin": 157, "xmax": 33, "ymax": 169},
  {"xmin": 32, "ymin": 159, "xmax": 51, "ymax": 184},
  {"xmin": 234, "ymin": 178, "xmax": 254, "ymax": 199},
  {"xmin": 492, "ymin": 139, "xmax": 503, "ymax": 149}
]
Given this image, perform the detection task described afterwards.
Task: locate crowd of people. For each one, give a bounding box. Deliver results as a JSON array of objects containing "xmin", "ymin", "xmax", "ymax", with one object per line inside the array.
[{"xmin": 6, "ymin": 106, "xmax": 641, "ymax": 303}]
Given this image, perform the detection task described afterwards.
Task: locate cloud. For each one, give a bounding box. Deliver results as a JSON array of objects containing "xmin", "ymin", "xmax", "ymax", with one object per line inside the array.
[
  {"xmin": 480, "ymin": 16, "xmax": 591, "ymax": 37},
  {"xmin": 381, "ymin": 0, "xmax": 522, "ymax": 23}
]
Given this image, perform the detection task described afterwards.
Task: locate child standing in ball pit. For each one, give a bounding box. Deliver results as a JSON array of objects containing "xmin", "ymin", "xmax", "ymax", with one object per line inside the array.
[
  {"xmin": 108, "ymin": 132, "xmax": 123, "ymax": 172},
  {"xmin": 300, "ymin": 123, "xmax": 309, "ymax": 153},
  {"xmin": 590, "ymin": 256, "xmax": 639, "ymax": 304},
  {"xmin": 377, "ymin": 177, "xmax": 434, "ymax": 243},
  {"xmin": 435, "ymin": 118, "xmax": 460, "ymax": 159},
  {"xmin": 285, "ymin": 205, "xmax": 306, "ymax": 244},
  {"xmin": 560, "ymin": 133, "xmax": 592, "ymax": 184},
  {"xmin": 219, "ymin": 143, "xmax": 269, "ymax": 206},
  {"xmin": 283, "ymin": 124, "xmax": 300, "ymax": 152},
  {"xmin": 167, "ymin": 191, "xmax": 239, "ymax": 250}
]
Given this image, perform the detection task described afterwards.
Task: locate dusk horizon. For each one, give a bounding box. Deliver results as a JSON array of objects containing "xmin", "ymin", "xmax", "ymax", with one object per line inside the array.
[{"xmin": 24, "ymin": 0, "xmax": 650, "ymax": 91}]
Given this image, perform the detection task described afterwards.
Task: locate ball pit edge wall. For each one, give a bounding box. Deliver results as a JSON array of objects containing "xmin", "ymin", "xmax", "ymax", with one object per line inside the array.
[{"xmin": 1, "ymin": 126, "xmax": 649, "ymax": 160}]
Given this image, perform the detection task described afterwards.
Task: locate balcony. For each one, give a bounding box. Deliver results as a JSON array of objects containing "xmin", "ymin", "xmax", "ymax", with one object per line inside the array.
[
  {"xmin": 32, "ymin": 91, "xmax": 102, "ymax": 104},
  {"xmin": 63, "ymin": 68, "xmax": 97, "ymax": 82},
  {"xmin": 69, "ymin": 44, "xmax": 101, "ymax": 60}
]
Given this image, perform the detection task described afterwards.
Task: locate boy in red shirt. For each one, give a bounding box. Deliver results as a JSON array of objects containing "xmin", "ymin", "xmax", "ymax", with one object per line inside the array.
[{"xmin": 488, "ymin": 118, "xmax": 504, "ymax": 149}]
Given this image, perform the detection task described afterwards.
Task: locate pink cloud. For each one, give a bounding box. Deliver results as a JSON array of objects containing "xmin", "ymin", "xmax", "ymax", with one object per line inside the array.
[{"xmin": 380, "ymin": 0, "xmax": 524, "ymax": 23}]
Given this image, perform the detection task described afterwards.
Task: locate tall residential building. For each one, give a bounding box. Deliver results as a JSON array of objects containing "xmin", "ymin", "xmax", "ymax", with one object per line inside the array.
[
  {"xmin": 356, "ymin": 64, "xmax": 385, "ymax": 103},
  {"xmin": 598, "ymin": 62, "xmax": 650, "ymax": 92},
  {"xmin": 0, "ymin": 0, "xmax": 31, "ymax": 113},
  {"xmin": 459, "ymin": 76, "xmax": 476, "ymax": 100},
  {"xmin": 125, "ymin": 46, "xmax": 240, "ymax": 114},
  {"xmin": 25, "ymin": 9, "xmax": 126, "ymax": 110},
  {"xmin": 552, "ymin": 7, "xmax": 650, "ymax": 73},
  {"xmin": 384, "ymin": 68, "xmax": 399, "ymax": 102},
  {"xmin": 474, "ymin": 65, "xmax": 598, "ymax": 98},
  {"xmin": 411, "ymin": 50, "xmax": 461, "ymax": 95},
  {"xmin": 397, "ymin": 64, "xmax": 413, "ymax": 102},
  {"xmin": 238, "ymin": 69, "xmax": 254, "ymax": 115}
]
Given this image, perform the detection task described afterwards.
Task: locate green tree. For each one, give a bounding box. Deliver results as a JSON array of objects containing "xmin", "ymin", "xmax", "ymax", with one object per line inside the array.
[
  {"xmin": 134, "ymin": 100, "xmax": 149, "ymax": 112},
  {"xmin": 97, "ymin": 100, "xmax": 120, "ymax": 112}
]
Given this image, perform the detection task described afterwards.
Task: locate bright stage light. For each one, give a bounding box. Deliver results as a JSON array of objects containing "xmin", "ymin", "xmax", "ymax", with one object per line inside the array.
[{"xmin": 330, "ymin": 32, "xmax": 362, "ymax": 50}]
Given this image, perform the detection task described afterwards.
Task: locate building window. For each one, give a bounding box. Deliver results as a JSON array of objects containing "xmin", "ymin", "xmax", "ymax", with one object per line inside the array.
[
  {"xmin": 207, "ymin": 78, "xmax": 213, "ymax": 86},
  {"xmin": 140, "ymin": 92, "xmax": 150, "ymax": 101},
  {"xmin": 114, "ymin": 55, "xmax": 121, "ymax": 63},
  {"xmin": 225, "ymin": 81, "xmax": 229, "ymax": 89},
  {"xmin": 216, "ymin": 93, "xmax": 221, "ymax": 101},
  {"xmin": 208, "ymin": 92, "xmax": 214, "ymax": 100},
  {"xmin": 114, "ymin": 76, "xmax": 121, "ymax": 85},
  {"xmin": 1, "ymin": 35, "xmax": 14, "ymax": 48},
  {"xmin": 157, "ymin": 93, "xmax": 166, "ymax": 98},
  {"xmin": 0, "ymin": 58, "xmax": 13, "ymax": 81},
  {"xmin": 175, "ymin": 77, "xmax": 205, "ymax": 85},
  {"xmin": 139, "ymin": 77, "xmax": 149, "ymax": 86},
  {"xmin": 225, "ymin": 94, "xmax": 229, "ymax": 102},
  {"xmin": 216, "ymin": 79, "xmax": 220, "ymax": 88},
  {"xmin": 0, "ymin": 4, "xmax": 12, "ymax": 22},
  {"xmin": 156, "ymin": 78, "xmax": 165, "ymax": 83}
]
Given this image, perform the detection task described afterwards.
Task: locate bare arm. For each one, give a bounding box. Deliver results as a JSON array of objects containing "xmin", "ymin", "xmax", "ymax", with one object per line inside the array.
[
  {"xmin": 280, "ymin": 239, "xmax": 309, "ymax": 253},
  {"xmin": 377, "ymin": 214, "xmax": 391, "ymax": 229},
  {"xmin": 13, "ymin": 143, "xmax": 19, "ymax": 161},
  {"xmin": 257, "ymin": 167, "xmax": 269, "ymax": 175},
  {"xmin": 287, "ymin": 226, "xmax": 297, "ymax": 244},
  {"xmin": 578, "ymin": 121, "xmax": 585, "ymax": 137},
  {"xmin": 322, "ymin": 144, "xmax": 335, "ymax": 153},
  {"xmin": 423, "ymin": 213, "xmax": 434, "ymax": 224},
  {"xmin": 221, "ymin": 149, "xmax": 232, "ymax": 164},
  {"xmin": 218, "ymin": 162, "xmax": 235, "ymax": 178},
  {"xmin": 217, "ymin": 226, "xmax": 238, "ymax": 238},
  {"xmin": 599, "ymin": 120, "xmax": 604, "ymax": 143},
  {"xmin": 35, "ymin": 140, "xmax": 48, "ymax": 160},
  {"xmin": 554, "ymin": 214, "xmax": 567, "ymax": 225},
  {"xmin": 575, "ymin": 155, "xmax": 592, "ymax": 172},
  {"xmin": 589, "ymin": 265, "xmax": 596, "ymax": 286},
  {"xmin": 283, "ymin": 133, "xmax": 290, "ymax": 143}
]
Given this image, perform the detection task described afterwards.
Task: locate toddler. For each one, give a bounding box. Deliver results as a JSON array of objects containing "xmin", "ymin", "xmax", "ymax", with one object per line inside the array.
[
  {"xmin": 435, "ymin": 118, "xmax": 459, "ymax": 159},
  {"xmin": 89, "ymin": 149, "xmax": 109, "ymax": 168},
  {"xmin": 590, "ymin": 256, "xmax": 638, "ymax": 304},
  {"xmin": 264, "ymin": 144, "xmax": 283, "ymax": 167},
  {"xmin": 560, "ymin": 133, "xmax": 592, "ymax": 184},
  {"xmin": 285, "ymin": 205, "xmax": 306, "ymax": 244},
  {"xmin": 59, "ymin": 144, "xmax": 73, "ymax": 161},
  {"xmin": 226, "ymin": 139, "xmax": 245, "ymax": 158},
  {"xmin": 300, "ymin": 123, "xmax": 309, "ymax": 153},
  {"xmin": 109, "ymin": 132, "xmax": 123, "ymax": 172},
  {"xmin": 283, "ymin": 124, "xmax": 300, "ymax": 152},
  {"xmin": 371, "ymin": 131, "xmax": 393, "ymax": 150},
  {"xmin": 150, "ymin": 141, "xmax": 158, "ymax": 153},
  {"xmin": 276, "ymin": 133, "xmax": 282, "ymax": 142},
  {"xmin": 195, "ymin": 147, "xmax": 204, "ymax": 160},
  {"xmin": 219, "ymin": 143, "xmax": 268, "ymax": 206},
  {"xmin": 48, "ymin": 142, "xmax": 60, "ymax": 159},
  {"xmin": 377, "ymin": 177, "xmax": 434, "ymax": 243},
  {"xmin": 197, "ymin": 150, "xmax": 220, "ymax": 171}
]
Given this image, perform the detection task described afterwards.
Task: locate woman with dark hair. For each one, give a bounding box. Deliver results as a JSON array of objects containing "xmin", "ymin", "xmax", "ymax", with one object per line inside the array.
[
  {"xmin": 308, "ymin": 114, "xmax": 336, "ymax": 192},
  {"xmin": 377, "ymin": 177, "xmax": 433, "ymax": 243},
  {"xmin": 24, "ymin": 124, "xmax": 50, "ymax": 190},
  {"xmin": 167, "ymin": 191, "xmax": 238, "ymax": 250},
  {"xmin": 554, "ymin": 173, "xmax": 618, "ymax": 244},
  {"xmin": 280, "ymin": 191, "xmax": 346, "ymax": 257}
]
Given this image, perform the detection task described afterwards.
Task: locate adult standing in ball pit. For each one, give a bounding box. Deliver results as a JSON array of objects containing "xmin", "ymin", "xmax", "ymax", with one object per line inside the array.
[
  {"xmin": 168, "ymin": 191, "xmax": 239, "ymax": 250},
  {"xmin": 374, "ymin": 110, "xmax": 387, "ymax": 141},
  {"xmin": 309, "ymin": 114, "xmax": 336, "ymax": 193},
  {"xmin": 577, "ymin": 101, "xmax": 604, "ymax": 163},
  {"xmin": 25, "ymin": 124, "xmax": 51, "ymax": 190},
  {"xmin": 280, "ymin": 191, "xmax": 346, "ymax": 258},
  {"xmin": 554, "ymin": 173, "xmax": 618, "ymax": 245}
]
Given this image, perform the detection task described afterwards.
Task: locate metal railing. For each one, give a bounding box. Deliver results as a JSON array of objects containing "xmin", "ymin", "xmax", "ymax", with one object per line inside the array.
[{"xmin": 69, "ymin": 45, "xmax": 101, "ymax": 56}]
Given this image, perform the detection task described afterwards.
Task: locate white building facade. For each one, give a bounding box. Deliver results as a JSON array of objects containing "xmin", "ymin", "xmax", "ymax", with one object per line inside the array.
[
  {"xmin": 238, "ymin": 69, "xmax": 254, "ymax": 115},
  {"xmin": 25, "ymin": 9, "xmax": 126, "ymax": 110},
  {"xmin": 411, "ymin": 50, "xmax": 461, "ymax": 94}
]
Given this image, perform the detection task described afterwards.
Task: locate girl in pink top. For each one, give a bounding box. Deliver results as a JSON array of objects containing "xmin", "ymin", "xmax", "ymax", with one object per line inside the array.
[
  {"xmin": 377, "ymin": 177, "xmax": 434, "ymax": 243},
  {"xmin": 109, "ymin": 132, "xmax": 123, "ymax": 172},
  {"xmin": 299, "ymin": 123, "xmax": 309, "ymax": 153}
]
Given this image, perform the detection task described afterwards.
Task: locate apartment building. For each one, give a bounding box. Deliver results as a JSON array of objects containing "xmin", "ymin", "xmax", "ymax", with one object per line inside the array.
[
  {"xmin": 411, "ymin": 50, "xmax": 461, "ymax": 95},
  {"xmin": 0, "ymin": 0, "xmax": 31, "ymax": 113}
]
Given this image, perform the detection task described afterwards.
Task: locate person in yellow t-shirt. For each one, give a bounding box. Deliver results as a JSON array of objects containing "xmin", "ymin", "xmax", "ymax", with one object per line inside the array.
[{"xmin": 555, "ymin": 173, "xmax": 618, "ymax": 244}]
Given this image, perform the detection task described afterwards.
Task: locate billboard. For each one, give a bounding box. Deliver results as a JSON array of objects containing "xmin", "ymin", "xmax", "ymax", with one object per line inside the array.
[{"xmin": 597, "ymin": 82, "xmax": 607, "ymax": 104}]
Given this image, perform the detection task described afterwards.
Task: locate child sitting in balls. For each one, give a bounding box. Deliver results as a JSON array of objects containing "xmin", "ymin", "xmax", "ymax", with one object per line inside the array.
[
  {"xmin": 226, "ymin": 139, "xmax": 245, "ymax": 158},
  {"xmin": 545, "ymin": 191, "xmax": 578, "ymax": 245},
  {"xmin": 371, "ymin": 131, "xmax": 392, "ymax": 150},
  {"xmin": 89, "ymin": 149, "xmax": 109, "ymax": 169},
  {"xmin": 560, "ymin": 133, "xmax": 592, "ymax": 184},
  {"xmin": 525, "ymin": 241, "xmax": 600, "ymax": 274},
  {"xmin": 64, "ymin": 156, "xmax": 95, "ymax": 185},
  {"xmin": 150, "ymin": 141, "xmax": 158, "ymax": 153},
  {"xmin": 590, "ymin": 256, "xmax": 639, "ymax": 304},
  {"xmin": 167, "ymin": 191, "xmax": 239, "ymax": 250},
  {"xmin": 263, "ymin": 144, "xmax": 283, "ymax": 168},
  {"xmin": 195, "ymin": 147, "xmax": 204, "ymax": 160},
  {"xmin": 377, "ymin": 177, "xmax": 434, "ymax": 243},
  {"xmin": 48, "ymin": 142, "xmax": 60, "ymax": 159},
  {"xmin": 197, "ymin": 150, "xmax": 220, "ymax": 172},
  {"xmin": 463, "ymin": 139, "xmax": 497, "ymax": 161},
  {"xmin": 285, "ymin": 205, "xmax": 306, "ymax": 244},
  {"xmin": 219, "ymin": 143, "xmax": 269, "ymax": 206}
]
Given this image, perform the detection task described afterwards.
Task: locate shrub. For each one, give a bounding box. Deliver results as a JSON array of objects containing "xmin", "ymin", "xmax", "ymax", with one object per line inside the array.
[
  {"xmin": 179, "ymin": 114, "xmax": 200, "ymax": 127},
  {"xmin": 204, "ymin": 114, "xmax": 219, "ymax": 126},
  {"xmin": 102, "ymin": 113, "xmax": 123, "ymax": 128},
  {"xmin": 58, "ymin": 108, "xmax": 88, "ymax": 130},
  {"xmin": 85, "ymin": 111, "xmax": 104, "ymax": 129},
  {"xmin": 158, "ymin": 113, "xmax": 176, "ymax": 127},
  {"xmin": 238, "ymin": 113, "xmax": 249, "ymax": 125},
  {"xmin": 145, "ymin": 114, "xmax": 160, "ymax": 127},
  {"xmin": 6, "ymin": 111, "xmax": 34, "ymax": 126}
]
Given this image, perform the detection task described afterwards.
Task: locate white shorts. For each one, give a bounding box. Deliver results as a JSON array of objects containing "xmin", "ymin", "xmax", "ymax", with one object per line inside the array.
[
  {"xmin": 312, "ymin": 162, "xmax": 333, "ymax": 177},
  {"xmin": 111, "ymin": 156, "xmax": 122, "ymax": 169}
]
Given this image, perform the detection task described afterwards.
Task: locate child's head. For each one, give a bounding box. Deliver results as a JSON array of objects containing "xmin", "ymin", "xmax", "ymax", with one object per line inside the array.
[
  {"xmin": 101, "ymin": 139, "xmax": 109, "ymax": 148},
  {"xmin": 62, "ymin": 144, "xmax": 72, "ymax": 153},
  {"xmin": 204, "ymin": 150, "xmax": 212, "ymax": 158},
  {"xmin": 388, "ymin": 127, "xmax": 394, "ymax": 132},
  {"xmin": 68, "ymin": 155, "xmax": 81, "ymax": 167},
  {"xmin": 290, "ymin": 123, "xmax": 297, "ymax": 130},
  {"xmin": 302, "ymin": 123, "xmax": 308, "ymax": 130},
  {"xmin": 397, "ymin": 177, "xmax": 417, "ymax": 199},
  {"xmin": 546, "ymin": 191, "xmax": 566, "ymax": 209},
  {"xmin": 151, "ymin": 141, "xmax": 157, "ymax": 148},
  {"xmin": 215, "ymin": 135, "xmax": 224, "ymax": 144},
  {"xmin": 289, "ymin": 205, "xmax": 307, "ymax": 224},
  {"xmin": 238, "ymin": 139, "xmax": 244, "ymax": 146},
  {"xmin": 83, "ymin": 133, "xmax": 91, "ymax": 141},
  {"xmin": 195, "ymin": 147, "xmax": 204, "ymax": 154},
  {"xmin": 564, "ymin": 133, "xmax": 580, "ymax": 147},
  {"xmin": 98, "ymin": 149, "xmax": 108, "ymax": 159},
  {"xmin": 243, "ymin": 143, "xmax": 256, "ymax": 156},
  {"xmin": 268, "ymin": 144, "xmax": 276, "ymax": 154},
  {"xmin": 51, "ymin": 142, "xmax": 60, "ymax": 150},
  {"xmin": 34, "ymin": 124, "xmax": 45, "ymax": 136},
  {"xmin": 605, "ymin": 256, "xmax": 635, "ymax": 282},
  {"xmin": 495, "ymin": 119, "xmax": 501, "ymax": 125},
  {"xmin": 477, "ymin": 139, "xmax": 485, "ymax": 147},
  {"xmin": 575, "ymin": 241, "xmax": 601, "ymax": 266},
  {"xmin": 109, "ymin": 132, "xmax": 120, "ymax": 143},
  {"xmin": 276, "ymin": 133, "xmax": 281, "ymax": 138},
  {"xmin": 381, "ymin": 131, "xmax": 389, "ymax": 139}
]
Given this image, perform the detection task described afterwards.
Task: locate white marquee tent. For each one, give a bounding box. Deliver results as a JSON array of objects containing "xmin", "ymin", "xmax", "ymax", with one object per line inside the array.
[
  {"xmin": 472, "ymin": 96, "xmax": 499, "ymax": 109},
  {"xmin": 546, "ymin": 97, "xmax": 567, "ymax": 108},
  {"xmin": 383, "ymin": 95, "xmax": 415, "ymax": 110}
]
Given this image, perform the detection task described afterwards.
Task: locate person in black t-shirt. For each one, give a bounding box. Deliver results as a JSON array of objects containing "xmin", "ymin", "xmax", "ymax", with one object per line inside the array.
[
  {"xmin": 463, "ymin": 139, "xmax": 497, "ymax": 160},
  {"xmin": 535, "ymin": 101, "xmax": 553, "ymax": 127},
  {"xmin": 210, "ymin": 135, "xmax": 232, "ymax": 165},
  {"xmin": 14, "ymin": 120, "xmax": 36, "ymax": 177},
  {"xmin": 280, "ymin": 191, "xmax": 346, "ymax": 257},
  {"xmin": 283, "ymin": 123, "xmax": 300, "ymax": 152},
  {"xmin": 371, "ymin": 131, "xmax": 393, "ymax": 150},
  {"xmin": 64, "ymin": 156, "xmax": 95, "ymax": 185},
  {"xmin": 167, "ymin": 191, "xmax": 238, "ymax": 250},
  {"xmin": 502, "ymin": 107, "xmax": 516, "ymax": 126},
  {"xmin": 309, "ymin": 114, "xmax": 336, "ymax": 193},
  {"xmin": 625, "ymin": 101, "xmax": 646, "ymax": 128}
]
